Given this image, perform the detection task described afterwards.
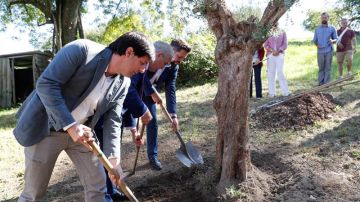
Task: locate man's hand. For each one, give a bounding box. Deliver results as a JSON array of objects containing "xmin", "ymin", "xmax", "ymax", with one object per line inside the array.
[
  {"xmin": 108, "ymin": 156, "xmax": 124, "ymax": 187},
  {"xmin": 130, "ymin": 128, "xmax": 144, "ymax": 147},
  {"xmin": 272, "ymin": 50, "xmax": 280, "ymax": 56},
  {"xmin": 171, "ymin": 117, "xmax": 179, "ymax": 132},
  {"xmin": 151, "ymin": 91, "xmax": 162, "ymax": 104},
  {"xmin": 66, "ymin": 123, "xmax": 94, "ymax": 150},
  {"xmin": 141, "ymin": 109, "xmax": 152, "ymax": 125},
  {"xmin": 330, "ymin": 39, "xmax": 337, "ymax": 44}
]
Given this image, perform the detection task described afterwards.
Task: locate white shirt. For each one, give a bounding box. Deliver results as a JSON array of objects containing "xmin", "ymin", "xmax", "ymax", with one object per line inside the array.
[
  {"xmin": 63, "ymin": 72, "xmax": 114, "ymax": 130},
  {"xmin": 252, "ymin": 51, "xmax": 259, "ymax": 64}
]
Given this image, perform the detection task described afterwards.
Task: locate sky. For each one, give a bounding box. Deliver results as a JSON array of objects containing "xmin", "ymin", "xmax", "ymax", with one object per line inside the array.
[{"xmin": 0, "ymin": 0, "xmax": 338, "ymax": 55}]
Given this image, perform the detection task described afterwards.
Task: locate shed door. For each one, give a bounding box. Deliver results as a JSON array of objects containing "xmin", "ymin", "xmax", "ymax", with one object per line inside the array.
[{"xmin": 0, "ymin": 58, "xmax": 13, "ymax": 108}]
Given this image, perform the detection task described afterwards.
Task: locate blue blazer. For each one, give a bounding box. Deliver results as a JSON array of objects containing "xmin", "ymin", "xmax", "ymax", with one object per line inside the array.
[
  {"xmin": 145, "ymin": 64, "xmax": 178, "ymax": 114},
  {"xmin": 13, "ymin": 39, "xmax": 129, "ymax": 157},
  {"xmin": 122, "ymin": 72, "xmax": 151, "ymax": 128}
]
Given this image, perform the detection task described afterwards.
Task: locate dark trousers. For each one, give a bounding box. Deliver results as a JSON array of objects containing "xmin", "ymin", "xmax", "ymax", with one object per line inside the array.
[
  {"xmin": 143, "ymin": 96, "xmax": 159, "ymax": 160},
  {"xmin": 250, "ymin": 64, "xmax": 263, "ymax": 98}
]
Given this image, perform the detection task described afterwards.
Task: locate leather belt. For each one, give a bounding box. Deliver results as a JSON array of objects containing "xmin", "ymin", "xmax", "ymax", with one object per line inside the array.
[{"xmin": 50, "ymin": 127, "xmax": 65, "ymax": 132}]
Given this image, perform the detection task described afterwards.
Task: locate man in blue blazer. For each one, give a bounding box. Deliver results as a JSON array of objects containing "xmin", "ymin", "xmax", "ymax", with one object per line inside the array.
[
  {"xmin": 122, "ymin": 41, "xmax": 174, "ymax": 135},
  {"xmin": 95, "ymin": 41, "xmax": 174, "ymax": 200},
  {"xmin": 143, "ymin": 39, "xmax": 192, "ymax": 170},
  {"xmin": 13, "ymin": 32, "xmax": 155, "ymax": 202}
]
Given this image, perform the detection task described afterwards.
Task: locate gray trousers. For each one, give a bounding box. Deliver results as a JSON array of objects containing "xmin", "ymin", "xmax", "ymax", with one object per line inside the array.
[
  {"xmin": 317, "ymin": 51, "xmax": 333, "ymax": 85},
  {"xmin": 18, "ymin": 131, "xmax": 107, "ymax": 202}
]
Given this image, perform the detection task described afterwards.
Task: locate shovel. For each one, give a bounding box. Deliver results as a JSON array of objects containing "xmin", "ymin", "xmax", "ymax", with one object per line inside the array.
[
  {"xmin": 85, "ymin": 137, "xmax": 139, "ymax": 202},
  {"xmin": 124, "ymin": 123, "xmax": 146, "ymax": 179},
  {"xmin": 159, "ymin": 103, "xmax": 204, "ymax": 167}
]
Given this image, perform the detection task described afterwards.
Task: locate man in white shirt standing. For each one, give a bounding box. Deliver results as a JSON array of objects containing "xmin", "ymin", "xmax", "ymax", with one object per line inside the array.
[{"xmin": 13, "ymin": 32, "xmax": 155, "ymax": 202}]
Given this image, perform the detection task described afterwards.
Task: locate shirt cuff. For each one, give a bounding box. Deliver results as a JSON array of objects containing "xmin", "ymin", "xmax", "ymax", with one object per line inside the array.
[
  {"xmin": 169, "ymin": 113, "xmax": 177, "ymax": 118},
  {"xmin": 63, "ymin": 122, "xmax": 77, "ymax": 131},
  {"xmin": 126, "ymin": 127, "xmax": 137, "ymax": 131}
]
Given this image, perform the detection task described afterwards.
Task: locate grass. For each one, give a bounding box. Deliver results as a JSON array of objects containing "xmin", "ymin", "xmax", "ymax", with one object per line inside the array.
[
  {"xmin": 1, "ymin": 38, "xmax": 360, "ymax": 200},
  {"xmin": 0, "ymin": 108, "xmax": 18, "ymax": 131}
]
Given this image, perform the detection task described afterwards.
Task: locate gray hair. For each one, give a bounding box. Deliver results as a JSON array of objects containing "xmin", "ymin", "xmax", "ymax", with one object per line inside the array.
[{"xmin": 154, "ymin": 41, "xmax": 174, "ymax": 61}]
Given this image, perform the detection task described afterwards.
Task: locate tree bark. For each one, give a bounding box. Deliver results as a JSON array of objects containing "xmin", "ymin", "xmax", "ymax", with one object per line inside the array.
[
  {"xmin": 203, "ymin": 0, "xmax": 297, "ymax": 193},
  {"xmin": 60, "ymin": 0, "xmax": 82, "ymax": 46}
]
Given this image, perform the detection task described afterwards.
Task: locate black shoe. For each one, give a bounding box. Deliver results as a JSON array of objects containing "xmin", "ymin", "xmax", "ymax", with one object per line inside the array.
[
  {"xmin": 149, "ymin": 157, "xmax": 162, "ymax": 170},
  {"xmin": 110, "ymin": 189, "xmax": 128, "ymax": 201}
]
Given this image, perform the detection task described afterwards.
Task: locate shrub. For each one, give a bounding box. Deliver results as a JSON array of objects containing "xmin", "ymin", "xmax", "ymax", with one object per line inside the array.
[{"xmin": 177, "ymin": 30, "xmax": 218, "ymax": 87}]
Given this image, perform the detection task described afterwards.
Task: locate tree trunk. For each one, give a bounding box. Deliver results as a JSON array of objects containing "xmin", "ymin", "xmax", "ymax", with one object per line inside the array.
[
  {"xmin": 214, "ymin": 41, "xmax": 253, "ymax": 191},
  {"xmin": 60, "ymin": 0, "xmax": 82, "ymax": 46},
  {"xmin": 203, "ymin": 0, "xmax": 297, "ymax": 194}
]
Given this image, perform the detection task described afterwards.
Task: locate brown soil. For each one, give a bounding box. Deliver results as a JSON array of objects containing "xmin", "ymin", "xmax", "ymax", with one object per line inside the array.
[
  {"xmin": 31, "ymin": 91, "xmax": 360, "ymax": 202},
  {"xmin": 252, "ymin": 93, "xmax": 337, "ymax": 130}
]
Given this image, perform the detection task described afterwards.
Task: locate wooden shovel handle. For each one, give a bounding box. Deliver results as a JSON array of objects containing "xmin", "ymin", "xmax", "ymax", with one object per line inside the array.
[
  {"xmin": 138, "ymin": 123, "xmax": 146, "ymax": 140},
  {"xmin": 159, "ymin": 103, "xmax": 173, "ymax": 123},
  {"xmin": 87, "ymin": 140, "xmax": 139, "ymax": 202}
]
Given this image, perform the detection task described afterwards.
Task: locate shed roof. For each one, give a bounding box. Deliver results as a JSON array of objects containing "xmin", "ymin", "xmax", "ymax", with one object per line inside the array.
[{"xmin": 0, "ymin": 51, "xmax": 52, "ymax": 59}]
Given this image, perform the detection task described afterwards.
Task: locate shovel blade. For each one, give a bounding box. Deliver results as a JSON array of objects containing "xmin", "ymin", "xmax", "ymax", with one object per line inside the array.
[
  {"xmin": 185, "ymin": 141, "xmax": 204, "ymax": 164},
  {"xmin": 175, "ymin": 149, "xmax": 193, "ymax": 167}
]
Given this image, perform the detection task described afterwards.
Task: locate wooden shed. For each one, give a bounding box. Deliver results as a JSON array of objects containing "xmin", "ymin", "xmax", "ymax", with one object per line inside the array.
[{"xmin": 0, "ymin": 51, "xmax": 52, "ymax": 108}]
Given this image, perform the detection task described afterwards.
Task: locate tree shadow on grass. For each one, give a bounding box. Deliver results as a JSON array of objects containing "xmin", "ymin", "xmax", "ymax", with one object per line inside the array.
[
  {"xmin": 1, "ymin": 173, "xmax": 83, "ymax": 202},
  {"xmin": 330, "ymin": 85, "xmax": 360, "ymax": 106},
  {"xmin": 300, "ymin": 115, "xmax": 360, "ymax": 156},
  {"xmin": 0, "ymin": 113, "xmax": 17, "ymax": 129}
]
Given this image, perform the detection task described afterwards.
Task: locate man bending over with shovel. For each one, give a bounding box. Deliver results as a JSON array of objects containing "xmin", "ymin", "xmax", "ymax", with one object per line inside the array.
[
  {"xmin": 13, "ymin": 32, "xmax": 155, "ymax": 202},
  {"xmin": 143, "ymin": 39, "xmax": 192, "ymax": 170},
  {"xmin": 95, "ymin": 41, "xmax": 174, "ymax": 201}
]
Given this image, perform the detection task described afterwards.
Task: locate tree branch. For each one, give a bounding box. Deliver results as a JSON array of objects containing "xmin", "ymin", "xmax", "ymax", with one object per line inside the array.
[
  {"xmin": 204, "ymin": 0, "xmax": 237, "ymax": 40},
  {"xmin": 259, "ymin": 0, "xmax": 297, "ymax": 27},
  {"xmin": 8, "ymin": 0, "xmax": 53, "ymax": 21}
]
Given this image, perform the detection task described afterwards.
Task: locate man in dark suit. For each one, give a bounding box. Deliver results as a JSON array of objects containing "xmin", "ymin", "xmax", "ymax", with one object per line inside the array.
[
  {"xmin": 143, "ymin": 39, "xmax": 192, "ymax": 170},
  {"xmin": 95, "ymin": 41, "xmax": 174, "ymax": 200},
  {"xmin": 13, "ymin": 32, "xmax": 155, "ymax": 202}
]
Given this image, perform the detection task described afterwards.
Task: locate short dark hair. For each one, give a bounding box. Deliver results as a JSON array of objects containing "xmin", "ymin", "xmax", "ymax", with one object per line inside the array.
[
  {"xmin": 321, "ymin": 12, "xmax": 329, "ymax": 18},
  {"xmin": 170, "ymin": 39, "xmax": 192, "ymax": 53},
  {"xmin": 108, "ymin": 31, "xmax": 155, "ymax": 61}
]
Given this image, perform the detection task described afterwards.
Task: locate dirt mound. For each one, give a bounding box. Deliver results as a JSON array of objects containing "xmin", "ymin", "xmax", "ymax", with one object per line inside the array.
[{"xmin": 252, "ymin": 93, "xmax": 337, "ymax": 130}]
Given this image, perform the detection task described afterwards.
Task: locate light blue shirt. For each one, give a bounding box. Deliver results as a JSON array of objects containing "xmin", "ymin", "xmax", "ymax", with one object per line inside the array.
[{"xmin": 313, "ymin": 24, "xmax": 337, "ymax": 54}]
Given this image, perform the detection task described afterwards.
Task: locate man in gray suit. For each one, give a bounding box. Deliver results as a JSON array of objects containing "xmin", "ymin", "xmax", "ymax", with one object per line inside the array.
[{"xmin": 13, "ymin": 31, "xmax": 155, "ymax": 202}]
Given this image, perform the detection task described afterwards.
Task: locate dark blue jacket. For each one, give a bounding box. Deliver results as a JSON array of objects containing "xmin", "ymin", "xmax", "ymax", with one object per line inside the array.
[
  {"xmin": 122, "ymin": 73, "xmax": 150, "ymax": 128},
  {"xmin": 122, "ymin": 64, "xmax": 179, "ymax": 128},
  {"xmin": 145, "ymin": 63, "xmax": 178, "ymax": 114}
]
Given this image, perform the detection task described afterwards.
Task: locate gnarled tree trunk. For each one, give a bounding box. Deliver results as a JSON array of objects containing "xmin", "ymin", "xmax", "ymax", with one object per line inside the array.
[{"xmin": 203, "ymin": 0, "xmax": 297, "ymax": 193}]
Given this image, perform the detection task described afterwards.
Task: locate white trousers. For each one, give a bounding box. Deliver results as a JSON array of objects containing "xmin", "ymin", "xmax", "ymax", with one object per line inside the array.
[{"xmin": 267, "ymin": 54, "xmax": 289, "ymax": 96}]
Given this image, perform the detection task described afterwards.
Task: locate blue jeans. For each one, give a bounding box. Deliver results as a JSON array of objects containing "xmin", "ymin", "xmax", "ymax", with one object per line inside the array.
[
  {"xmin": 250, "ymin": 64, "xmax": 262, "ymax": 98},
  {"xmin": 317, "ymin": 51, "xmax": 333, "ymax": 85},
  {"xmin": 144, "ymin": 97, "xmax": 158, "ymax": 159}
]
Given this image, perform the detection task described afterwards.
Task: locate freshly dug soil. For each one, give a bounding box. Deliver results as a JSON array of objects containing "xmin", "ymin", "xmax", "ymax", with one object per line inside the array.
[{"xmin": 252, "ymin": 93, "xmax": 337, "ymax": 130}]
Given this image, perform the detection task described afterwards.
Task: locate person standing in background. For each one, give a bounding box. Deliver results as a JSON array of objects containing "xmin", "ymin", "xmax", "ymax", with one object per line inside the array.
[
  {"xmin": 336, "ymin": 18, "xmax": 357, "ymax": 79},
  {"xmin": 264, "ymin": 22, "xmax": 290, "ymax": 97},
  {"xmin": 250, "ymin": 47, "xmax": 265, "ymax": 99},
  {"xmin": 313, "ymin": 12, "xmax": 338, "ymax": 85}
]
